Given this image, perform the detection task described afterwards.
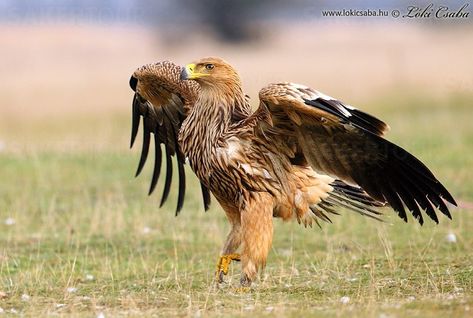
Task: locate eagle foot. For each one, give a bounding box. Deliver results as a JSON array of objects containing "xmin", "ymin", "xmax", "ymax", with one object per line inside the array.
[
  {"xmin": 233, "ymin": 286, "xmax": 251, "ymax": 293},
  {"xmin": 216, "ymin": 253, "xmax": 241, "ymax": 283}
]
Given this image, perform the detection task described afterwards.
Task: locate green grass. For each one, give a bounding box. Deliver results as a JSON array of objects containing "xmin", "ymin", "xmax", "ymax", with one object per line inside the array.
[{"xmin": 1, "ymin": 93, "xmax": 472, "ymax": 317}]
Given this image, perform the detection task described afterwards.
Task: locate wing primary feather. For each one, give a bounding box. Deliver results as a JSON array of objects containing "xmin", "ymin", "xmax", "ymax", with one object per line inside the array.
[
  {"xmin": 381, "ymin": 179, "xmax": 408, "ymax": 222},
  {"xmin": 148, "ymin": 134, "xmax": 162, "ymax": 195},
  {"xmin": 437, "ymin": 184, "xmax": 457, "ymax": 207},
  {"xmin": 331, "ymin": 180, "xmax": 384, "ymax": 207},
  {"xmin": 201, "ymin": 182, "xmax": 211, "ymax": 211},
  {"xmin": 413, "ymin": 193, "xmax": 435, "ymax": 224},
  {"xmin": 135, "ymin": 124, "xmax": 150, "ymax": 177},
  {"xmin": 401, "ymin": 158, "xmax": 456, "ymax": 207},
  {"xmin": 160, "ymin": 145, "xmax": 173, "ymax": 207},
  {"xmin": 394, "ymin": 166, "xmax": 441, "ymax": 223},
  {"xmin": 130, "ymin": 94, "xmax": 141, "ymax": 148},
  {"xmin": 429, "ymin": 194, "xmax": 452, "ymax": 220},
  {"xmin": 393, "ymin": 178, "xmax": 424, "ymax": 224},
  {"xmin": 175, "ymin": 150, "xmax": 186, "ymax": 216},
  {"xmin": 416, "ymin": 178, "xmax": 455, "ymax": 216}
]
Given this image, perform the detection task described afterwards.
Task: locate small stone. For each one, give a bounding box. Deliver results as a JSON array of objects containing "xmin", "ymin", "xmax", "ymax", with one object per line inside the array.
[
  {"xmin": 0, "ymin": 291, "xmax": 7, "ymax": 299},
  {"xmin": 454, "ymin": 287, "xmax": 464, "ymax": 293},
  {"xmin": 142, "ymin": 226, "xmax": 151, "ymax": 234},
  {"xmin": 97, "ymin": 312, "xmax": 105, "ymax": 318},
  {"xmin": 340, "ymin": 296, "xmax": 350, "ymax": 304},
  {"xmin": 4, "ymin": 218, "xmax": 15, "ymax": 226},
  {"xmin": 21, "ymin": 294, "xmax": 30, "ymax": 301},
  {"xmin": 446, "ymin": 233, "xmax": 457, "ymax": 243},
  {"xmin": 66, "ymin": 287, "xmax": 77, "ymax": 293},
  {"xmin": 85, "ymin": 274, "xmax": 94, "ymax": 281},
  {"xmin": 280, "ymin": 249, "xmax": 292, "ymax": 257},
  {"xmin": 56, "ymin": 304, "xmax": 65, "ymax": 308}
]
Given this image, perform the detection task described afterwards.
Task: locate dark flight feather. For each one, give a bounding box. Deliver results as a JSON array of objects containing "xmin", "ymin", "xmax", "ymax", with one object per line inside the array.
[
  {"xmin": 201, "ymin": 182, "xmax": 212, "ymax": 211},
  {"xmin": 160, "ymin": 145, "xmax": 173, "ymax": 208},
  {"xmin": 135, "ymin": 123, "xmax": 150, "ymax": 177},
  {"xmin": 128, "ymin": 61, "xmax": 209, "ymax": 213},
  {"xmin": 148, "ymin": 134, "xmax": 162, "ymax": 195},
  {"xmin": 130, "ymin": 94, "xmax": 140, "ymax": 148}
]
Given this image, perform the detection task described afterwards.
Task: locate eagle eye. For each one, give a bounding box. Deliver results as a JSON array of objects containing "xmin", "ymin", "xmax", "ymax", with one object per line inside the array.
[{"xmin": 205, "ymin": 64, "xmax": 214, "ymax": 70}]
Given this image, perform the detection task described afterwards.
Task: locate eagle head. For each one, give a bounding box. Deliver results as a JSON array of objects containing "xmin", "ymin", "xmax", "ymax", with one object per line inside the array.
[{"xmin": 180, "ymin": 57, "xmax": 241, "ymax": 89}]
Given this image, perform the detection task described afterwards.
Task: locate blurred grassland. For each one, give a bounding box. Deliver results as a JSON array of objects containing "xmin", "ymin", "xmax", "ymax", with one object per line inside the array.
[{"xmin": 0, "ymin": 23, "xmax": 473, "ymax": 317}]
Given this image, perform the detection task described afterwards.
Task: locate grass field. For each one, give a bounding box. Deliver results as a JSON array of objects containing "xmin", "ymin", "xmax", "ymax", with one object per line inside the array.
[{"xmin": 1, "ymin": 24, "xmax": 473, "ymax": 317}]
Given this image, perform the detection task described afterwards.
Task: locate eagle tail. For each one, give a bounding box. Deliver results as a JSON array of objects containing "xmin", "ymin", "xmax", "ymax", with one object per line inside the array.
[{"xmin": 307, "ymin": 180, "xmax": 385, "ymax": 227}]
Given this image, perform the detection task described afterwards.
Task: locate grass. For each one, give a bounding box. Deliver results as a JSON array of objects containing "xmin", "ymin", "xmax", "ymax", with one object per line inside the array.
[{"xmin": 1, "ymin": 88, "xmax": 473, "ymax": 317}]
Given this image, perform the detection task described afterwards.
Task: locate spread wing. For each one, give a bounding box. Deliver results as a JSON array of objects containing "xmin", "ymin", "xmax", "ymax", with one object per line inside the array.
[
  {"xmin": 129, "ymin": 61, "xmax": 211, "ymax": 215},
  {"xmin": 256, "ymin": 82, "xmax": 456, "ymax": 225}
]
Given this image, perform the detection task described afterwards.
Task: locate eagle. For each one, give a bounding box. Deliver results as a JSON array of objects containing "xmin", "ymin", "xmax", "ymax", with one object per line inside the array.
[{"xmin": 128, "ymin": 57, "xmax": 456, "ymax": 287}]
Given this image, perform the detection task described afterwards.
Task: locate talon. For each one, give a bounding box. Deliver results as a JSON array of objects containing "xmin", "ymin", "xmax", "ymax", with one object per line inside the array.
[
  {"xmin": 240, "ymin": 273, "xmax": 252, "ymax": 287},
  {"xmin": 216, "ymin": 253, "xmax": 241, "ymax": 283}
]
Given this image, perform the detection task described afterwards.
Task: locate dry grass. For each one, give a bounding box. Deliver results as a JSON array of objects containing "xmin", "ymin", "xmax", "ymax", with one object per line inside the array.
[{"xmin": 0, "ymin": 23, "xmax": 472, "ymax": 317}]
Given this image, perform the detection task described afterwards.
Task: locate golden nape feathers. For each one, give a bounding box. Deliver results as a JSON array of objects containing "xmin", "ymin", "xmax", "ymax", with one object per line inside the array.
[{"xmin": 128, "ymin": 57, "xmax": 456, "ymax": 287}]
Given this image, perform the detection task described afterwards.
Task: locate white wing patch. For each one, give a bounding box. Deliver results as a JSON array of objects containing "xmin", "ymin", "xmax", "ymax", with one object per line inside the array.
[
  {"xmin": 220, "ymin": 137, "xmax": 273, "ymax": 180},
  {"xmin": 226, "ymin": 138, "xmax": 241, "ymax": 160}
]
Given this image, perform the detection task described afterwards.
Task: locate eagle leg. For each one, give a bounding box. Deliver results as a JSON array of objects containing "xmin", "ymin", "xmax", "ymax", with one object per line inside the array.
[
  {"xmin": 216, "ymin": 253, "xmax": 241, "ymax": 283},
  {"xmin": 216, "ymin": 203, "xmax": 243, "ymax": 284},
  {"xmin": 240, "ymin": 192, "xmax": 274, "ymax": 287}
]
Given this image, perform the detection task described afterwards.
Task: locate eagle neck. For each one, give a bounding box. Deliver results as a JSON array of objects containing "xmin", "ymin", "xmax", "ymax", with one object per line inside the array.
[
  {"xmin": 179, "ymin": 82, "xmax": 249, "ymax": 168},
  {"xmin": 194, "ymin": 83, "xmax": 246, "ymax": 137}
]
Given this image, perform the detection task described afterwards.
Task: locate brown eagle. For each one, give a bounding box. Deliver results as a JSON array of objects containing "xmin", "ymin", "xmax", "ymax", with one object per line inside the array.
[{"xmin": 128, "ymin": 57, "xmax": 456, "ymax": 287}]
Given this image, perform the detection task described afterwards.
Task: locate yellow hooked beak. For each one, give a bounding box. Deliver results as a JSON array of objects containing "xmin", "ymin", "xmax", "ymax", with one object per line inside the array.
[{"xmin": 180, "ymin": 63, "xmax": 209, "ymax": 80}]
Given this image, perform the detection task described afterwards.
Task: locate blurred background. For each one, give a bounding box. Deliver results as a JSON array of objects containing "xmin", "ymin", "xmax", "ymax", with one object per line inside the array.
[{"xmin": 0, "ymin": 0, "xmax": 472, "ymax": 153}]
